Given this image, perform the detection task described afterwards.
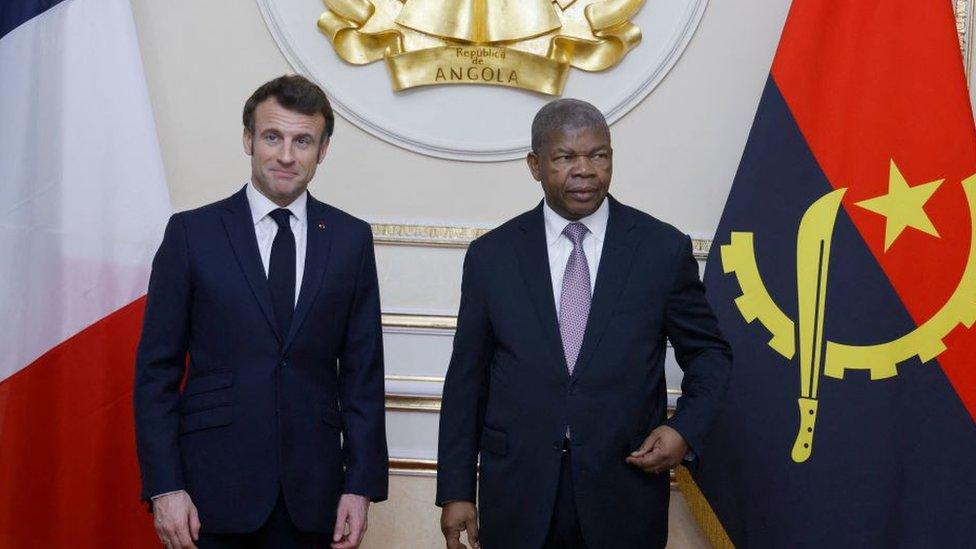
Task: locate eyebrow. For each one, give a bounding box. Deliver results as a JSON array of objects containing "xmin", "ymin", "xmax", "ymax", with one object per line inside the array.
[
  {"xmin": 260, "ymin": 129, "xmax": 316, "ymax": 141},
  {"xmin": 551, "ymin": 145, "xmax": 611, "ymax": 155}
]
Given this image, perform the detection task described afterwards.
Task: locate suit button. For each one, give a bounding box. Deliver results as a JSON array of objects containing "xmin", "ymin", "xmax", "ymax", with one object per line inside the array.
[
  {"xmin": 553, "ymin": 441, "xmax": 562, "ymax": 451},
  {"xmin": 279, "ymin": 360, "xmax": 287, "ymax": 367}
]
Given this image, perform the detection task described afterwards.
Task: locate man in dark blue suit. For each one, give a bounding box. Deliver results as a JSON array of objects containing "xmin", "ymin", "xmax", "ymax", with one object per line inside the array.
[
  {"xmin": 135, "ymin": 75, "xmax": 388, "ymax": 549},
  {"xmin": 437, "ymin": 99, "xmax": 732, "ymax": 549}
]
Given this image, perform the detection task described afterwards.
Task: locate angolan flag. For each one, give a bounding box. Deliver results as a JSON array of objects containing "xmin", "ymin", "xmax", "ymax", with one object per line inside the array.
[
  {"xmin": 689, "ymin": 0, "xmax": 976, "ymax": 546},
  {"xmin": 0, "ymin": 0, "xmax": 170, "ymax": 545}
]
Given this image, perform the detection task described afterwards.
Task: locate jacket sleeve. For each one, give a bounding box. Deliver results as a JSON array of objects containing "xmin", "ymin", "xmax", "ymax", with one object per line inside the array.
[
  {"xmin": 337, "ymin": 225, "xmax": 389, "ymax": 502},
  {"xmin": 436, "ymin": 241, "xmax": 494, "ymax": 505},
  {"xmin": 134, "ymin": 213, "xmax": 192, "ymax": 501},
  {"xmin": 663, "ymin": 235, "xmax": 733, "ymax": 464}
]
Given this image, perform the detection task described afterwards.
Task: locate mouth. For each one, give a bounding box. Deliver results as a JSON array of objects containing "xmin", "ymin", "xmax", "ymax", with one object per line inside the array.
[
  {"xmin": 566, "ymin": 188, "xmax": 598, "ymax": 201},
  {"xmin": 269, "ymin": 168, "xmax": 298, "ymax": 179}
]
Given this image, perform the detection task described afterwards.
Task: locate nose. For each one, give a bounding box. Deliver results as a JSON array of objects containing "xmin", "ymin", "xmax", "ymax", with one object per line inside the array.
[
  {"xmin": 278, "ymin": 140, "xmax": 295, "ymax": 164},
  {"xmin": 570, "ymin": 155, "xmax": 596, "ymax": 177}
]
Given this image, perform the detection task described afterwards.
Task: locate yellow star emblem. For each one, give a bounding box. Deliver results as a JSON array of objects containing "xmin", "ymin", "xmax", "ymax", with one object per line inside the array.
[{"xmin": 855, "ymin": 159, "xmax": 943, "ymax": 251}]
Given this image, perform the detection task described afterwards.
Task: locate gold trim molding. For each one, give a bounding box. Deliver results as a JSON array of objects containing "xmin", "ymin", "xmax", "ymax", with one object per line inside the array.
[
  {"xmin": 371, "ymin": 223, "xmax": 711, "ymax": 259},
  {"xmin": 382, "ymin": 313, "xmax": 458, "ymax": 331},
  {"xmin": 390, "ymin": 457, "xmax": 438, "ymax": 476},
  {"xmin": 386, "ymin": 394, "xmax": 442, "ymax": 412},
  {"xmin": 371, "ymin": 223, "xmax": 489, "ymax": 248},
  {"xmin": 385, "ymin": 388, "xmax": 679, "ymax": 414},
  {"xmin": 957, "ymin": 0, "xmax": 975, "ymax": 75},
  {"xmin": 388, "ymin": 456, "xmax": 677, "ymax": 484}
]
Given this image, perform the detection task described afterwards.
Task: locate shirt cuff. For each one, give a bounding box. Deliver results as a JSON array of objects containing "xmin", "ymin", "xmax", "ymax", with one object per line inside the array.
[{"xmin": 150, "ymin": 490, "xmax": 184, "ymax": 500}]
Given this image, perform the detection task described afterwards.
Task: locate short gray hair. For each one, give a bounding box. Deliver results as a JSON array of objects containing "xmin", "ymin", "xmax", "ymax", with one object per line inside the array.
[{"xmin": 531, "ymin": 98, "xmax": 609, "ymax": 153}]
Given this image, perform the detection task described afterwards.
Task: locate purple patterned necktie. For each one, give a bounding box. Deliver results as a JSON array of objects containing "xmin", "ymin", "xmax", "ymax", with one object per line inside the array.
[{"xmin": 559, "ymin": 222, "xmax": 591, "ymax": 375}]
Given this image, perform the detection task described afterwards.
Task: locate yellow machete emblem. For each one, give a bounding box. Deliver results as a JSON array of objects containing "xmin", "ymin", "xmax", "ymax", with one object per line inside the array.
[{"xmin": 721, "ymin": 165, "xmax": 976, "ymax": 463}]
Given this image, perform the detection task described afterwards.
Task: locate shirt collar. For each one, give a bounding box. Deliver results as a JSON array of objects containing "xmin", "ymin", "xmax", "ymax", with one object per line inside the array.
[
  {"xmin": 543, "ymin": 197, "xmax": 609, "ymax": 246},
  {"xmin": 246, "ymin": 181, "xmax": 308, "ymax": 225}
]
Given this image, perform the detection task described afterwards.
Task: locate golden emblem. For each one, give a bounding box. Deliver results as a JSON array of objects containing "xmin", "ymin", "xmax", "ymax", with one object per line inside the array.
[
  {"xmin": 317, "ymin": 0, "xmax": 646, "ymax": 95},
  {"xmin": 721, "ymin": 164, "xmax": 976, "ymax": 463}
]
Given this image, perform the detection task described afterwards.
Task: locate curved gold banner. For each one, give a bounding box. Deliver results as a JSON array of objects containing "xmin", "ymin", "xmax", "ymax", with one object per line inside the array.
[
  {"xmin": 386, "ymin": 46, "xmax": 570, "ymax": 94},
  {"xmin": 317, "ymin": 0, "xmax": 647, "ymax": 95}
]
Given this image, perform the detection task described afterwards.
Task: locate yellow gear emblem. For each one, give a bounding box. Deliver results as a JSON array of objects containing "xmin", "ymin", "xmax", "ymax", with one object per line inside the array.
[{"xmin": 720, "ymin": 173, "xmax": 976, "ymax": 463}]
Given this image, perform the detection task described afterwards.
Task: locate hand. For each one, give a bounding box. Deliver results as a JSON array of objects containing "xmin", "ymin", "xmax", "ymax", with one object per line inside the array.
[
  {"xmin": 332, "ymin": 493, "xmax": 370, "ymax": 548},
  {"xmin": 440, "ymin": 501, "xmax": 479, "ymax": 549},
  {"xmin": 625, "ymin": 425, "xmax": 689, "ymax": 475},
  {"xmin": 152, "ymin": 490, "xmax": 200, "ymax": 548}
]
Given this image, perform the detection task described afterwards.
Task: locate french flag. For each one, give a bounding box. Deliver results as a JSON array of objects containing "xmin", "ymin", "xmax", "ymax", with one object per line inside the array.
[{"xmin": 1, "ymin": 0, "xmax": 170, "ymax": 545}]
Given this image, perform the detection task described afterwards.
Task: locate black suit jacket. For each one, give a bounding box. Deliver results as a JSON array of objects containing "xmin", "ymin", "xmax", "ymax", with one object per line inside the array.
[
  {"xmin": 134, "ymin": 187, "xmax": 388, "ymax": 533},
  {"xmin": 436, "ymin": 197, "xmax": 731, "ymax": 548}
]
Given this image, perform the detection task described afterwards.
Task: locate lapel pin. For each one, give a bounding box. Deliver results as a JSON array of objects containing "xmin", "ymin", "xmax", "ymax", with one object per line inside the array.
[{"xmin": 317, "ymin": 222, "xmax": 326, "ymax": 230}]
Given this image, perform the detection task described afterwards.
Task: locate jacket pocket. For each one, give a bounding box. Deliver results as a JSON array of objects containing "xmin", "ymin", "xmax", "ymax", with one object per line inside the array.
[
  {"xmin": 480, "ymin": 427, "xmax": 508, "ymax": 456},
  {"xmin": 182, "ymin": 370, "xmax": 233, "ymax": 396},
  {"xmin": 180, "ymin": 405, "xmax": 233, "ymax": 434},
  {"xmin": 180, "ymin": 371, "xmax": 233, "ymax": 414}
]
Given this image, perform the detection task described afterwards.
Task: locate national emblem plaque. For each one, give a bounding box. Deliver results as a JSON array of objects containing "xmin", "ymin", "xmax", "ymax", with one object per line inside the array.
[
  {"xmin": 257, "ymin": 0, "xmax": 707, "ymax": 160},
  {"xmin": 319, "ymin": 0, "xmax": 646, "ymax": 95}
]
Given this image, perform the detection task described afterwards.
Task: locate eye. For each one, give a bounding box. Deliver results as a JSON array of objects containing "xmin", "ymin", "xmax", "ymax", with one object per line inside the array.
[
  {"xmin": 297, "ymin": 136, "xmax": 312, "ymax": 146},
  {"xmin": 263, "ymin": 134, "xmax": 279, "ymax": 143}
]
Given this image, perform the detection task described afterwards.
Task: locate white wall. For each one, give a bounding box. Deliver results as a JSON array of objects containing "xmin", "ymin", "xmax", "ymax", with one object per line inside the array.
[{"xmin": 127, "ymin": 1, "xmax": 790, "ymax": 544}]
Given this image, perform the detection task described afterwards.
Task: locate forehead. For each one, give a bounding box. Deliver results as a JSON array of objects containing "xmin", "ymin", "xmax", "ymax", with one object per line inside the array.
[
  {"xmin": 543, "ymin": 125, "xmax": 611, "ymax": 151},
  {"xmin": 253, "ymin": 98, "xmax": 325, "ymax": 135}
]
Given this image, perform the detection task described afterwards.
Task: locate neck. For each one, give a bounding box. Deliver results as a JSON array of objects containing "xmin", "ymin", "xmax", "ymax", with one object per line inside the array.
[{"xmin": 252, "ymin": 180, "xmax": 302, "ymax": 208}]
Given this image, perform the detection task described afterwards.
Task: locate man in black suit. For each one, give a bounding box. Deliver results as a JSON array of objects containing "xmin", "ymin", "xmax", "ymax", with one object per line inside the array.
[
  {"xmin": 437, "ymin": 99, "xmax": 732, "ymax": 548},
  {"xmin": 135, "ymin": 75, "xmax": 388, "ymax": 549}
]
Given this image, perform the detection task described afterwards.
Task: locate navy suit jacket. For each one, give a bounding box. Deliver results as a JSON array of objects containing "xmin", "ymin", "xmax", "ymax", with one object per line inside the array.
[
  {"xmin": 436, "ymin": 197, "xmax": 732, "ymax": 548},
  {"xmin": 134, "ymin": 187, "xmax": 388, "ymax": 534}
]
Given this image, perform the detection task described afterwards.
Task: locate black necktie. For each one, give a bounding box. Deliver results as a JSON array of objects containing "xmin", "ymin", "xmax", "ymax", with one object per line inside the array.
[{"xmin": 268, "ymin": 208, "xmax": 295, "ymax": 339}]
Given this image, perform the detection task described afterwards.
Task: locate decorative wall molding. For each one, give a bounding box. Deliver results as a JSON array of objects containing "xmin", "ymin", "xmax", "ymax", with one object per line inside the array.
[
  {"xmin": 384, "ymin": 384, "xmax": 680, "ymax": 413},
  {"xmin": 387, "ymin": 456, "xmax": 678, "ymax": 484},
  {"xmin": 382, "ymin": 313, "xmax": 458, "ymax": 331},
  {"xmin": 957, "ymin": 0, "xmax": 974, "ymax": 75},
  {"xmin": 390, "ymin": 457, "xmax": 438, "ymax": 477},
  {"xmin": 372, "ymin": 222, "xmax": 711, "ymax": 259},
  {"xmin": 386, "ymin": 394, "xmax": 442, "ymax": 412}
]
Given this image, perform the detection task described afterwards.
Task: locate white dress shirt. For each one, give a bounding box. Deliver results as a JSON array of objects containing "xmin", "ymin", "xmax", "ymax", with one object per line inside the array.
[
  {"xmin": 246, "ymin": 182, "xmax": 307, "ymax": 305},
  {"xmin": 544, "ymin": 198, "xmax": 609, "ymax": 308}
]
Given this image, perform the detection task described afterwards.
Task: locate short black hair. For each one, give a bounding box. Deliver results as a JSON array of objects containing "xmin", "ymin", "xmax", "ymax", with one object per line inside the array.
[
  {"xmin": 531, "ymin": 98, "xmax": 609, "ymax": 153},
  {"xmin": 243, "ymin": 74, "xmax": 335, "ymax": 142}
]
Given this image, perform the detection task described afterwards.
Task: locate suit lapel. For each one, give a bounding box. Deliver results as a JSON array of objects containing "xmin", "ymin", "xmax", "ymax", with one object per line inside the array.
[
  {"xmin": 571, "ymin": 197, "xmax": 639, "ymax": 382},
  {"xmin": 514, "ymin": 203, "xmax": 569, "ymax": 378},
  {"xmin": 283, "ymin": 194, "xmax": 333, "ymax": 351},
  {"xmin": 221, "ymin": 187, "xmax": 282, "ymax": 344}
]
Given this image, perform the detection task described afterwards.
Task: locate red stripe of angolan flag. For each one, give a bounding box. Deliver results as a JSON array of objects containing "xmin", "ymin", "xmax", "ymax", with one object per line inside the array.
[
  {"xmin": 0, "ymin": 298, "xmax": 157, "ymax": 547},
  {"xmin": 770, "ymin": 0, "xmax": 976, "ymax": 419}
]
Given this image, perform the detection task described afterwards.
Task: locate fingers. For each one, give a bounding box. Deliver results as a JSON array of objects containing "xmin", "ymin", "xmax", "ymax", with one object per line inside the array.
[
  {"xmin": 173, "ymin": 522, "xmax": 196, "ymax": 549},
  {"xmin": 188, "ymin": 504, "xmax": 201, "ymax": 542},
  {"xmin": 155, "ymin": 511, "xmax": 196, "ymax": 548},
  {"xmin": 332, "ymin": 510, "xmax": 366, "ymax": 549},
  {"xmin": 464, "ymin": 516, "xmax": 480, "ymax": 548},
  {"xmin": 630, "ymin": 432, "xmax": 661, "ymax": 457},
  {"xmin": 443, "ymin": 525, "xmax": 464, "ymax": 549},
  {"xmin": 626, "ymin": 447, "xmax": 672, "ymax": 474},
  {"xmin": 333, "ymin": 504, "xmax": 349, "ymax": 544}
]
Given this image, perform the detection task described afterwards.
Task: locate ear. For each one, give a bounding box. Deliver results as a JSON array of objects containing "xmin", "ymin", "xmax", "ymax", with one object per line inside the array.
[
  {"xmin": 526, "ymin": 151, "xmax": 542, "ymax": 181},
  {"xmin": 243, "ymin": 128, "xmax": 254, "ymax": 156},
  {"xmin": 317, "ymin": 137, "xmax": 330, "ymax": 165}
]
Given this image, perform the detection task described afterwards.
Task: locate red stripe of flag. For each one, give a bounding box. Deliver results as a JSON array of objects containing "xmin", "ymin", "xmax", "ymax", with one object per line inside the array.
[
  {"xmin": 771, "ymin": 1, "xmax": 976, "ymax": 418},
  {"xmin": 0, "ymin": 298, "xmax": 157, "ymax": 547}
]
